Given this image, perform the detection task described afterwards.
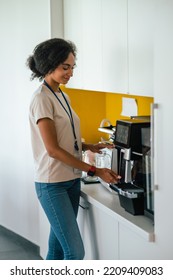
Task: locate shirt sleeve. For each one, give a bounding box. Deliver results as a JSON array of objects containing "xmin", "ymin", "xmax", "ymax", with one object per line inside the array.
[{"xmin": 31, "ymin": 94, "xmax": 54, "ymax": 124}]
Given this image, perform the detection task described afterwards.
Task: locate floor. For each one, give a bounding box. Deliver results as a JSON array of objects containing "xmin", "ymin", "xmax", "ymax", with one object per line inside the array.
[{"xmin": 0, "ymin": 225, "xmax": 42, "ymax": 260}]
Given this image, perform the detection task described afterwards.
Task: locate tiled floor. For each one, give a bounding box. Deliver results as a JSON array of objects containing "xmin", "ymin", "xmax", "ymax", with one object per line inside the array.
[{"xmin": 0, "ymin": 225, "xmax": 42, "ymax": 260}]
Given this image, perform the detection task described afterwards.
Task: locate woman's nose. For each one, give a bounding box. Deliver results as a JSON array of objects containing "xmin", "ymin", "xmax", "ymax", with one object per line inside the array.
[{"xmin": 68, "ymin": 68, "xmax": 73, "ymax": 77}]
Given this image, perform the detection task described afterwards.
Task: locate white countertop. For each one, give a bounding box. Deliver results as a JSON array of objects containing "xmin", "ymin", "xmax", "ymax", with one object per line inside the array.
[{"xmin": 81, "ymin": 181, "xmax": 154, "ymax": 242}]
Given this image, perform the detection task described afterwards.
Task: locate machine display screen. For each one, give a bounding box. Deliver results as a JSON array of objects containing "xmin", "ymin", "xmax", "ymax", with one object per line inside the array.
[{"xmin": 116, "ymin": 124, "xmax": 129, "ymax": 145}]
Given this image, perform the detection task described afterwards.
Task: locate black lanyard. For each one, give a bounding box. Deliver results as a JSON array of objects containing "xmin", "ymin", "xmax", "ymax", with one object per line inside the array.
[{"xmin": 43, "ymin": 80, "xmax": 79, "ymax": 151}]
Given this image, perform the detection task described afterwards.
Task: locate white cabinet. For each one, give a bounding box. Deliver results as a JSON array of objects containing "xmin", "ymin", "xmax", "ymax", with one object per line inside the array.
[
  {"xmin": 63, "ymin": 0, "xmax": 155, "ymax": 96},
  {"xmin": 102, "ymin": 0, "xmax": 128, "ymax": 93},
  {"xmin": 64, "ymin": 0, "xmax": 128, "ymax": 93},
  {"xmin": 78, "ymin": 197, "xmax": 119, "ymax": 259},
  {"xmin": 78, "ymin": 191, "xmax": 156, "ymax": 260},
  {"xmin": 119, "ymin": 223, "xmax": 159, "ymax": 259},
  {"xmin": 128, "ymin": 0, "xmax": 156, "ymax": 96},
  {"xmin": 81, "ymin": 0, "xmax": 103, "ymax": 91},
  {"xmin": 63, "ymin": 0, "xmax": 84, "ymax": 89},
  {"xmin": 64, "ymin": 0, "xmax": 103, "ymax": 91}
]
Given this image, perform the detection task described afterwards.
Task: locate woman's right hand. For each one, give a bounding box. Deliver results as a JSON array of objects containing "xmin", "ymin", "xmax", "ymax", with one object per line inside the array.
[{"xmin": 96, "ymin": 168, "xmax": 121, "ymax": 184}]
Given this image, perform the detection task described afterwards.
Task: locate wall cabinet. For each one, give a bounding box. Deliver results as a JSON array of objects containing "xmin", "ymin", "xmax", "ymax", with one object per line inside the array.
[
  {"xmin": 63, "ymin": 0, "xmax": 84, "ymax": 89},
  {"xmin": 64, "ymin": 0, "xmax": 128, "ymax": 93},
  {"xmin": 102, "ymin": 0, "xmax": 128, "ymax": 93},
  {"xmin": 81, "ymin": 0, "xmax": 103, "ymax": 91},
  {"xmin": 128, "ymin": 0, "xmax": 156, "ymax": 96},
  {"xmin": 63, "ymin": 0, "xmax": 155, "ymax": 96}
]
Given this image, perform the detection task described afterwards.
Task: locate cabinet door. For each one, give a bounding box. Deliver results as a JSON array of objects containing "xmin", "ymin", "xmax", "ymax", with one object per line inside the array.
[
  {"xmin": 128, "ymin": 0, "xmax": 156, "ymax": 96},
  {"xmin": 77, "ymin": 198, "xmax": 94, "ymax": 259},
  {"xmin": 78, "ymin": 199, "xmax": 119, "ymax": 260},
  {"xmin": 81, "ymin": 0, "xmax": 103, "ymax": 91},
  {"xmin": 64, "ymin": 0, "xmax": 128, "ymax": 93},
  {"xmin": 64, "ymin": 0, "xmax": 155, "ymax": 96},
  {"xmin": 63, "ymin": 0, "xmax": 84, "ymax": 89},
  {"xmin": 64, "ymin": 0, "xmax": 103, "ymax": 91},
  {"xmin": 119, "ymin": 223, "xmax": 159, "ymax": 259},
  {"xmin": 102, "ymin": 0, "xmax": 128, "ymax": 93}
]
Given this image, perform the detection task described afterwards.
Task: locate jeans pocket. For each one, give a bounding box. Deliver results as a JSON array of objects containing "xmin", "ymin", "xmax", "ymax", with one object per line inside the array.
[{"xmin": 35, "ymin": 183, "xmax": 42, "ymax": 198}]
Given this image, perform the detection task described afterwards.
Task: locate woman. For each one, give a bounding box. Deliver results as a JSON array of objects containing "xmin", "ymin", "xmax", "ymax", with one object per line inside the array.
[{"xmin": 26, "ymin": 38, "xmax": 120, "ymax": 260}]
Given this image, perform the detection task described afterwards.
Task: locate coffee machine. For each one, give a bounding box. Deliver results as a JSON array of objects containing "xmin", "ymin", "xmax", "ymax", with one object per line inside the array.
[{"xmin": 110, "ymin": 118, "xmax": 154, "ymax": 218}]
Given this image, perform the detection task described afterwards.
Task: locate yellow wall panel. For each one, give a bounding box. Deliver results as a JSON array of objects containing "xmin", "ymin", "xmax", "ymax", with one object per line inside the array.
[
  {"xmin": 61, "ymin": 86, "xmax": 154, "ymax": 143},
  {"xmin": 105, "ymin": 93, "xmax": 153, "ymax": 126},
  {"xmin": 62, "ymin": 87, "xmax": 106, "ymax": 142}
]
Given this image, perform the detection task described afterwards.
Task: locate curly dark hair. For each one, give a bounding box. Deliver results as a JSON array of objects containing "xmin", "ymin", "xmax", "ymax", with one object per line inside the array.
[{"xmin": 26, "ymin": 38, "xmax": 77, "ymax": 81}]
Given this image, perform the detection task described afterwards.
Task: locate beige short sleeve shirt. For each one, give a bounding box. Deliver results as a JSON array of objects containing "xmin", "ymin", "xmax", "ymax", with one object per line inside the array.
[{"xmin": 29, "ymin": 84, "xmax": 82, "ymax": 183}]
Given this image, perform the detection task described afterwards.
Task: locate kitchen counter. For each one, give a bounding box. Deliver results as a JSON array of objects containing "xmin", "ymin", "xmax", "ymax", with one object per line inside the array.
[{"xmin": 81, "ymin": 181, "xmax": 154, "ymax": 242}]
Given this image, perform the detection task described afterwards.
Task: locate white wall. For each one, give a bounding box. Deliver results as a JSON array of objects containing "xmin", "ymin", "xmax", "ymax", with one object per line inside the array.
[{"xmin": 0, "ymin": 0, "xmax": 51, "ymax": 245}]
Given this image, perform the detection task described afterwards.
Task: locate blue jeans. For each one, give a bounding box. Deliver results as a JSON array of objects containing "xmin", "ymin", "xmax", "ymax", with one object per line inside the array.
[{"xmin": 35, "ymin": 179, "xmax": 85, "ymax": 260}]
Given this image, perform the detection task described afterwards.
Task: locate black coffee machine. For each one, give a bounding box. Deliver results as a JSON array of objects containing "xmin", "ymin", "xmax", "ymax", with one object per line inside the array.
[{"xmin": 111, "ymin": 117, "xmax": 154, "ymax": 218}]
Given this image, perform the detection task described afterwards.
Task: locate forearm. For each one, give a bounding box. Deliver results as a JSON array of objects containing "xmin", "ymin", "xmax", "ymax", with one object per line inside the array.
[
  {"xmin": 49, "ymin": 145, "xmax": 91, "ymax": 172},
  {"xmin": 82, "ymin": 142, "xmax": 115, "ymax": 153}
]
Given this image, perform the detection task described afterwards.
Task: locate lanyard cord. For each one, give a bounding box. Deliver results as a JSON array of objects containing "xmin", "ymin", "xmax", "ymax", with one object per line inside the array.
[{"xmin": 43, "ymin": 80, "xmax": 79, "ymax": 151}]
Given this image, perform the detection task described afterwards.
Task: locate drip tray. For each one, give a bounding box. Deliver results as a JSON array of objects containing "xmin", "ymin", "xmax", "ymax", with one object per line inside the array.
[{"xmin": 111, "ymin": 182, "xmax": 144, "ymax": 215}]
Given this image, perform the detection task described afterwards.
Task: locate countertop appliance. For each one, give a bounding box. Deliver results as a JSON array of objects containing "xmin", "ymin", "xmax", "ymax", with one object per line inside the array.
[{"xmin": 111, "ymin": 118, "xmax": 153, "ymax": 217}]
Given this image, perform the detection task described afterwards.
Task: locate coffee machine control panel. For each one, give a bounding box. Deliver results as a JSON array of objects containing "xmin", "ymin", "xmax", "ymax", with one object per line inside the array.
[{"xmin": 114, "ymin": 118, "xmax": 150, "ymax": 155}]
